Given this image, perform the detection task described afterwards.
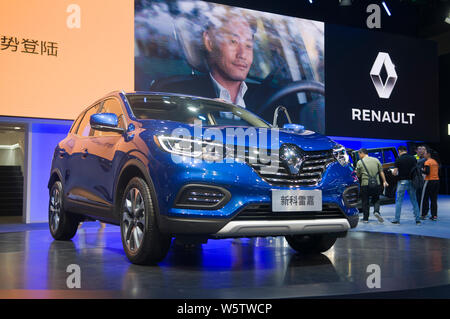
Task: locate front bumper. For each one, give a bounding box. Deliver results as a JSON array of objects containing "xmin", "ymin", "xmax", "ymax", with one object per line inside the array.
[{"xmin": 151, "ymin": 151, "xmax": 359, "ymax": 236}]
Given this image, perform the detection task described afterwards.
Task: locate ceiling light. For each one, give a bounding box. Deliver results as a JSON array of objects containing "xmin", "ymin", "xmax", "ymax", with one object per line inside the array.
[
  {"xmin": 339, "ymin": 0, "xmax": 353, "ymax": 6},
  {"xmin": 382, "ymin": 1, "xmax": 391, "ymax": 16}
]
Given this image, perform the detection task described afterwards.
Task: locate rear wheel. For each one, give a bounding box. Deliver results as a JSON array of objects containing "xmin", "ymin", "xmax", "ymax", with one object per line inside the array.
[
  {"xmin": 48, "ymin": 181, "xmax": 79, "ymax": 240},
  {"xmin": 285, "ymin": 234, "xmax": 337, "ymax": 254},
  {"xmin": 120, "ymin": 177, "xmax": 171, "ymax": 265}
]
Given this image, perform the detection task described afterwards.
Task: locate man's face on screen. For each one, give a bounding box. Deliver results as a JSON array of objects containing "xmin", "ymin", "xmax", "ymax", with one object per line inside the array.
[{"xmin": 206, "ymin": 18, "xmax": 254, "ymax": 82}]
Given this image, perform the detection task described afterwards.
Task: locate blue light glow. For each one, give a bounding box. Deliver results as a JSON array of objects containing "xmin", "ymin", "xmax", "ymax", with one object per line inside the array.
[{"xmin": 329, "ymin": 136, "xmax": 413, "ymax": 151}]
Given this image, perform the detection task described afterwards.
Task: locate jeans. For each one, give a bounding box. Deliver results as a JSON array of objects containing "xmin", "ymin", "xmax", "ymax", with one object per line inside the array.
[{"xmin": 394, "ymin": 180, "xmax": 420, "ymax": 222}]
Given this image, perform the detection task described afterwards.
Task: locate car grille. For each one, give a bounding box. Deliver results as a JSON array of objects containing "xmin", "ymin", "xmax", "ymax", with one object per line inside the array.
[
  {"xmin": 234, "ymin": 203, "xmax": 346, "ymax": 221},
  {"xmin": 247, "ymin": 150, "xmax": 336, "ymax": 186}
]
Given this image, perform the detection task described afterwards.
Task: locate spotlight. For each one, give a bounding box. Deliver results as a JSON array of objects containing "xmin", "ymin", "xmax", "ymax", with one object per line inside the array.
[
  {"xmin": 382, "ymin": 1, "xmax": 391, "ymax": 16},
  {"xmin": 445, "ymin": 13, "xmax": 450, "ymax": 24}
]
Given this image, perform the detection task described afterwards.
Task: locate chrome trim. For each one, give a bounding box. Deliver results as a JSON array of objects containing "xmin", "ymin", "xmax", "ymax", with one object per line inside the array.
[
  {"xmin": 249, "ymin": 150, "xmax": 336, "ymax": 187},
  {"xmin": 214, "ymin": 218, "xmax": 350, "ymax": 237}
]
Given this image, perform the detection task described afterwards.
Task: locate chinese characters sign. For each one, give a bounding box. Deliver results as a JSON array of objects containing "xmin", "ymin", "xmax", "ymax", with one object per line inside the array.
[
  {"xmin": 272, "ymin": 189, "xmax": 322, "ymax": 212},
  {"xmin": 1, "ymin": 36, "xmax": 58, "ymax": 57}
]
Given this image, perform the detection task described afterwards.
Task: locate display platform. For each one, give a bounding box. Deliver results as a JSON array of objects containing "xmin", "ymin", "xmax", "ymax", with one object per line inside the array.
[{"xmin": 0, "ymin": 225, "xmax": 450, "ymax": 299}]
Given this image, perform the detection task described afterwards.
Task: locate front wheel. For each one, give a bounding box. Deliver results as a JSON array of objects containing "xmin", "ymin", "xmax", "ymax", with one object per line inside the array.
[
  {"xmin": 120, "ymin": 177, "xmax": 171, "ymax": 265},
  {"xmin": 48, "ymin": 181, "xmax": 79, "ymax": 240},
  {"xmin": 285, "ymin": 234, "xmax": 337, "ymax": 254}
]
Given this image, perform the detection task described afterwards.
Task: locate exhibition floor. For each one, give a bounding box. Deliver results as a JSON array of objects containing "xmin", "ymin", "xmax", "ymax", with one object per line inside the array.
[{"xmin": 0, "ymin": 196, "xmax": 449, "ymax": 299}]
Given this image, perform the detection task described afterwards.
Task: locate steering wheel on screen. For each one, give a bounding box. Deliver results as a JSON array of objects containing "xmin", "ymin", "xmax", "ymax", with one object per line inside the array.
[{"xmin": 258, "ymin": 80, "xmax": 325, "ymax": 113}]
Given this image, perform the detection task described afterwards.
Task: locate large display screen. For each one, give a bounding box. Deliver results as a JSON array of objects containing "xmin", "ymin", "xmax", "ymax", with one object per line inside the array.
[
  {"xmin": 0, "ymin": 0, "xmax": 439, "ymax": 142},
  {"xmin": 325, "ymin": 24, "xmax": 439, "ymax": 142},
  {"xmin": 0, "ymin": 0, "xmax": 134, "ymax": 120},
  {"xmin": 135, "ymin": 0, "xmax": 325, "ymax": 133}
]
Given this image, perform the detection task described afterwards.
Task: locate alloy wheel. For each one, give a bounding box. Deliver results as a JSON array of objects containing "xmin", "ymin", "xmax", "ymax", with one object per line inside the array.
[
  {"xmin": 122, "ymin": 187, "xmax": 146, "ymax": 252},
  {"xmin": 49, "ymin": 187, "xmax": 61, "ymax": 233}
]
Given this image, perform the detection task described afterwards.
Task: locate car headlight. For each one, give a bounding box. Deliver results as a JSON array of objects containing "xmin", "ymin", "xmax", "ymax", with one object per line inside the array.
[
  {"xmin": 155, "ymin": 135, "xmax": 223, "ymax": 161},
  {"xmin": 333, "ymin": 144, "xmax": 350, "ymax": 166}
]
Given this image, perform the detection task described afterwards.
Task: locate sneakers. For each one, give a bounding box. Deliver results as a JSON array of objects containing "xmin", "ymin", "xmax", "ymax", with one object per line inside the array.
[
  {"xmin": 391, "ymin": 220, "xmax": 400, "ymax": 225},
  {"xmin": 416, "ymin": 220, "xmax": 422, "ymax": 225},
  {"xmin": 361, "ymin": 219, "xmax": 369, "ymax": 224},
  {"xmin": 429, "ymin": 216, "xmax": 437, "ymax": 221},
  {"xmin": 374, "ymin": 212, "xmax": 384, "ymax": 223},
  {"xmin": 420, "ymin": 216, "xmax": 427, "ymax": 220}
]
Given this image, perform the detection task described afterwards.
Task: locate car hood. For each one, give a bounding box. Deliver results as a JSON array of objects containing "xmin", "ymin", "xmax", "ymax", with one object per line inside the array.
[{"xmin": 140, "ymin": 120, "xmax": 337, "ymax": 151}]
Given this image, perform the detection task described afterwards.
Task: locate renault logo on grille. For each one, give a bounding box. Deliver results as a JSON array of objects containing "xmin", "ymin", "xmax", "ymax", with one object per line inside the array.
[
  {"xmin": 280, "ymin": 144, "xmax": 304, "ymax": 175},
  {"xmin": 370, "ymin": 52, "xmax": 398, "ymax": 99}
]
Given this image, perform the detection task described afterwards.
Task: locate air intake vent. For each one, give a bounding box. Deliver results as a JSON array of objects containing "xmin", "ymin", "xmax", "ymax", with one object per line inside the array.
[
  {"xmin": 343, "ymin": 185, "xmax": 359, "ymax": 208},
  {"xmin": 174, "ymin": 185, "xmax": 230, "ymax": 210},
  {"xmin": 234, "ymin": 203, "xmax": 345, "ymax": 220}
]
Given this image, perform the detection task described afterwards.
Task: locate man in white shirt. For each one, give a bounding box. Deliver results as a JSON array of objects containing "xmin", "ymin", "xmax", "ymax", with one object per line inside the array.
[
  {"xmin": 203, "ymin": 15, "xmax": 254, "ymax": 107},
  {"xmin": 150, "ymin": 14, "xmax": 255, "ymax": 109}
]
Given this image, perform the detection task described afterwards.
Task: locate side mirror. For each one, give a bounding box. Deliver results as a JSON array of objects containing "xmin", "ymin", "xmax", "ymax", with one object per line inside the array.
[
  {"xmin": 283, "ymin": 123, "xmax": 304, "ymax": 132},
  {"xmin": 90, "ymin": 113, "xmax": 124, "ymax": 133}
]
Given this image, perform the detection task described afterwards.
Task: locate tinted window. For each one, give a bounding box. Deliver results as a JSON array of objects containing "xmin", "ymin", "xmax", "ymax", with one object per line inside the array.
[
  {"xmin": 383, "ymin": 150, "xmax": 396, "ymax": 163},
  {"xmin": 77, "ymin": 103, "xmax": 100, "ymax": 137},
  {"xmin": 368, "ymin": 151, "xmax": 383, "ymax": 164},
  {"xmin": 126, "ymin": 95, "xmax": 270, "ymax": 128},
  {"xmin": 70, "ymin": 113, "xmax": 84, "ymax": 134}
]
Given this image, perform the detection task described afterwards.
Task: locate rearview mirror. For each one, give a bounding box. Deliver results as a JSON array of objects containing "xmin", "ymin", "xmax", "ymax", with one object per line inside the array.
[{"xmin": 90, "ymin": 113, "xmax": 124, "ymax": 133}]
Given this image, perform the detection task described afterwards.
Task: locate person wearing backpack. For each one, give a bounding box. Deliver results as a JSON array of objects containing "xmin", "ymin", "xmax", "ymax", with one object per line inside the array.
[
  {"xmin": 391, "ymin": 146, "xmax": 421, "ymax": 225},
  {"xmin": 356, "ymin": 148, "xmax": 389, "ymax": 223},
  {"xmin": 421, "ymin": 149, "xmax": 440, "ymax": 221}
]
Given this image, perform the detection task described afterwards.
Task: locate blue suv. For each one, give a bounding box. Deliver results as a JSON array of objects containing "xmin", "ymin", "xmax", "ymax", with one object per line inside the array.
[{"xmin": 48, "ymin": 91, "xmax": 359, "ymax": 265}]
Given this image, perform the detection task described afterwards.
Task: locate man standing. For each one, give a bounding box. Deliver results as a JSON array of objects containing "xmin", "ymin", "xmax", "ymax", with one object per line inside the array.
[
  {"xmin": 392, "ymin": 146, "xmax": 421, "ymax": 225},
  {"xmin": 421, "ymin": 149, "xmax": 440, "ymax": 221},
  {"xmin": 356, "ymin": 148, "xmax": 389, "ymax": 223},
  {"xmin": 415, "ymin": 145, "xmax": 427, "ymax": 210}
]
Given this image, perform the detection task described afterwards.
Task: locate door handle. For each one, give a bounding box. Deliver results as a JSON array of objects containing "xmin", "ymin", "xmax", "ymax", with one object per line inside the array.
[{"xmin": 81, "ymin": 149, "xmax": 89, "ymax": 159}]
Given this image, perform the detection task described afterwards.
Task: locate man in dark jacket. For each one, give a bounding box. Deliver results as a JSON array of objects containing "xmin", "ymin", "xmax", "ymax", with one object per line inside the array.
[{"xmin": 392, "ymin": 146, "xmax": 421, "ymax": 225}]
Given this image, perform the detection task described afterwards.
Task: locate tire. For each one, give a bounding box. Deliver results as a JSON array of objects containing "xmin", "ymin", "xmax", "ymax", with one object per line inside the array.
[
  {"xmin": 49, "ymin": 181, "xmax": 79, "ymax": 240},
  {"xmin": 285, "ymin": 234, "xmax": 337, "ymax": 254},
  {"xmin": 120, "ymin": 177, "xmax": 171, "ymax": 265}
]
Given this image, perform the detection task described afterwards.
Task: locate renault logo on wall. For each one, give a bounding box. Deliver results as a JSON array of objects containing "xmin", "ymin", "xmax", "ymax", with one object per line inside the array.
[{"xmin": 370, "ymin": 52, "xmax": 398, "ymax": 99}]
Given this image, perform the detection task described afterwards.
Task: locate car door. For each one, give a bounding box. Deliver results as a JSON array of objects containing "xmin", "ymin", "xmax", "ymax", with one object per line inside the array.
[
  {"xmin": 64, "ymin": 103, "xmax": 103, "ymax": 214},
  {"xmin": 86, "ymin": 97, "xmax": 128, "ymax": 218},
  {"xmin": 381, "ymin": 148, "xmax": 398, "ymax": 201}
]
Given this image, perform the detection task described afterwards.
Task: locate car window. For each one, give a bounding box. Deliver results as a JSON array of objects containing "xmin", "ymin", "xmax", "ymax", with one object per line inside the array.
[
  {"xmin": 126, "ymin": 94, "xmax": 270, "ymax": 128},
  {"xmin": 383, "ymin": 149, "xmax": 396, "ymax": 163},
  {"xmin": 70, "ymin": 113, "xmax": 84, "ymax": 134},
  {"xmin": 77, "ymin": 103, "xmax": 100, "ymax": 137},
  {"xmin": 368, "ymin": 151, "xmax": 383, "ymax": 164},
  {"xmin": 94, "ymin": 98, "xmax": 126, "ymax": 137}
]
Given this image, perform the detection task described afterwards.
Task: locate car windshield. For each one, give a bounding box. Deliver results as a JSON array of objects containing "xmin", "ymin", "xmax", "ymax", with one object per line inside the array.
[{"xmin": 126, "ymin": 94, "xmax": 271, "ymax": 128}]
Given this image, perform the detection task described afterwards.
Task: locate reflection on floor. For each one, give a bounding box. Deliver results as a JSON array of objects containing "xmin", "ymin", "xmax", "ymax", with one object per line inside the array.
[
  {"xmin": 0, "ymin": 227, "xmax": 450, "ymax": 298},
  {"xmin": 353, "ymin": 194, "xmax": 450, "ymax": 239},
  {"xmin": 0, "ymin": 216, "xmax": 22, "ymax": 224}
]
